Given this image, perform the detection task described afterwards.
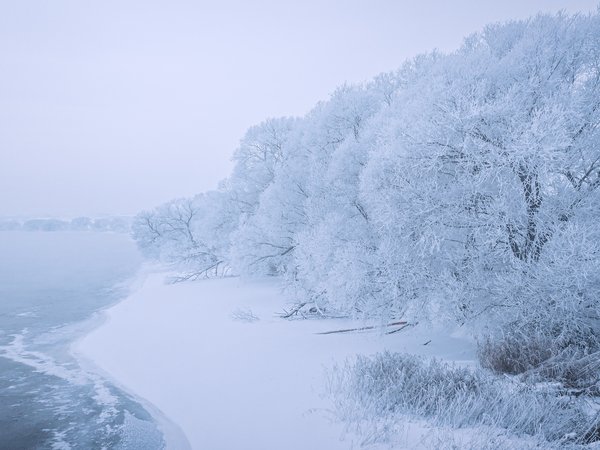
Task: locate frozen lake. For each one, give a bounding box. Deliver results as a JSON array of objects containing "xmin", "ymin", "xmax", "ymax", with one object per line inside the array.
[{"xmin": 0, "ymin": 231, "xmax": 163, "ymax": 449}]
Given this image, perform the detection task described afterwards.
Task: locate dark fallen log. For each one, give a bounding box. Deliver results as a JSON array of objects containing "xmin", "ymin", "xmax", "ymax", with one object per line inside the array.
[
  {"xmin": 386, "ymin": 323, "xmax": 412, "ymax": 335},
  {"xmin": 316, "ymin": 321, "xmax": 408, "ymax": 335}
]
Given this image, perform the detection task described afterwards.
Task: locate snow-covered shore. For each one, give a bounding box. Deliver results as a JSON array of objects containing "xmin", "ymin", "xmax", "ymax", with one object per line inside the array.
[{"xmin": 73, "ymin": 269, "xmax": 475, "ymax": 449}]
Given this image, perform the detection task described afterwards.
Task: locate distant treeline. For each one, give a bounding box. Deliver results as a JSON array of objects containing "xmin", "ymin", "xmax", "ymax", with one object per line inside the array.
[{"xmin": 0, "ymin": 216, "xmax": 132, "ymax": 233}]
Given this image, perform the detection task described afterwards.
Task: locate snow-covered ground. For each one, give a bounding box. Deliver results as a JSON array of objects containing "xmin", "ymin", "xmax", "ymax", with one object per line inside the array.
[{"xmin": 74, "ymin": 268, "xmax": 475, "ymax": 449}]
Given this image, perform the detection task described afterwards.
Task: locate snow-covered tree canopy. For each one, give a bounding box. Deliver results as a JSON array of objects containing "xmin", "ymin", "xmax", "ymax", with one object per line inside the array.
[{"xmin": 134, "ymin": 12, "xmax": 600, "ymax": 338}]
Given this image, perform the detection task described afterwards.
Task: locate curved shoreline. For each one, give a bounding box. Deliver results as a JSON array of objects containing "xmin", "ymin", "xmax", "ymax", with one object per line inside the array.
[
  {"xmin": 70, "ymin": 265, "xmax": 191, "ymax": 450},
  {"xmin": 73, "ymin": 345, "xmax": 191, "ymax": 450},
  {"xmin": 70, "ymin": 264, "xmax": 479, "ymax": 449},
  {"xmin": 71, "ymin": 270, "xmax": 388, "ymax": 449}
]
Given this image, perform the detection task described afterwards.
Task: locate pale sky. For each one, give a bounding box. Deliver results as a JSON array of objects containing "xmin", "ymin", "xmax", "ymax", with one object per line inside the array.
[{"xmin": 1, "ymin": 0, "xmax": 598, "ymax": 217}]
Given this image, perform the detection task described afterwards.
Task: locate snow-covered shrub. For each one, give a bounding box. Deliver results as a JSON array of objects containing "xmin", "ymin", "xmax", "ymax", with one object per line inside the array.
[
  {"xmin": 229, "ymin": 307, "xmax": 260, "ymax": 323},
  {"xmin": 419, "ymin": 429, "xmax": 549, "ymax": 450},
  {"xmin": 478, "ymin": 219, "xmax": 600, "ymax": 387},
  {"xmin": 478, "ymin": 329, "xmax": 554, "ymax": 376},
  {"xmin": 328, "ymin": 352, "xmax": 598, "ymax": 447},
  {"xmin": 479, "ymin": 326, "xmax": 600, "ymax": 392}
]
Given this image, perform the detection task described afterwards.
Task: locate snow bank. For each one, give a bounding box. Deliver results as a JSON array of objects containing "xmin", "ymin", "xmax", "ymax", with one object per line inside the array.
[{"xmin": 74, "ymin": 269, "xmax": 475, "ymax": 449}]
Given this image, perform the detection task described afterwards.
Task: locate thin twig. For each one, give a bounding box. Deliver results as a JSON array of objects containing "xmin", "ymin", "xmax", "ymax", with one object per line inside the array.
[{"xmin": 316, "ymin": 321, "xmax": 408, "ymax": 335}]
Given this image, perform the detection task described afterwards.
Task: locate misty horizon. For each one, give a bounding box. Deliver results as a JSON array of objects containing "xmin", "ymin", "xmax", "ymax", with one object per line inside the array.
[{"xmin": 2, "ymin": 0, "xmax": 598, "ymax": 217}]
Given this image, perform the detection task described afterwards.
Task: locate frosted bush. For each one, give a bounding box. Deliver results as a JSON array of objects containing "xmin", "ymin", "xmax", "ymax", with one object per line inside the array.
[
  {"xmin": 229, "ymin": 308, "xmax": 260, "ymax": 323},
  {"xmin": 327, "ymin": 352, "xmax": 599, "ymax": 447}
]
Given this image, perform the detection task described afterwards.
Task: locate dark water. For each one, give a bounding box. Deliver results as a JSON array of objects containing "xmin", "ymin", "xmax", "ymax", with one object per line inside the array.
[{"xmin": 0, "ymin": 231, "xmax": 164, "ymax": 449}]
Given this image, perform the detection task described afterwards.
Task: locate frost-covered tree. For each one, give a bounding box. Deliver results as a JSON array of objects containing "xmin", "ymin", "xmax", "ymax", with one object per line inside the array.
[
  {"xmin": 230, "ymin": 85, "xmax": 379, "ymax": 277},
  {"xmin": 292, "ymin": 78, "xmax": 407, "ymax": 315},
  {"xmin": 228, "ymin": 117, "xmax": 298, "ymax": 216},
  {"xmin": 293, "ymin": 57, "xmax": 460, "ymax": 318},
  {"xmin": 227, "ymin": 117, "xmax": 304, "ymax": 276},
  {"xmin": 134, "ymin": 12, "xmax": 600, "ymax": 380},
  {"xmin": 360, "ymin": 13, "xmax": 600, "ymax": 325},
  {"xmin": 133, "ymin": 191, "xmax": 238, "ymax": 279},
  {"xmin": 342, "ymin": 14, "xmax": 600, "ymax": 389}
]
